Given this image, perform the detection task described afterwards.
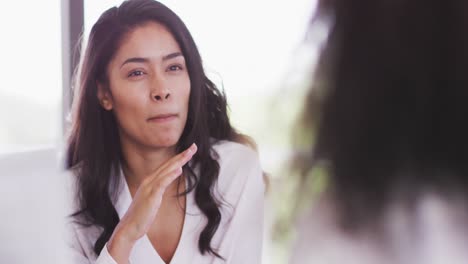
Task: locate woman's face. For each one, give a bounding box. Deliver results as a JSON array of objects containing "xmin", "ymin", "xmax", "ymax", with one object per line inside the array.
[{"xmin": 99, "ymin": 21, "xmax": 191, "ymax": 150}]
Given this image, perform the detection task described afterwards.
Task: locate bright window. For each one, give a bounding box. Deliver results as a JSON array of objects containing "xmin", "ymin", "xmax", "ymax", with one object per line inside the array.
[{"xmin": 0, "ymin": 0, "xmax": 62, "ymax": 154}]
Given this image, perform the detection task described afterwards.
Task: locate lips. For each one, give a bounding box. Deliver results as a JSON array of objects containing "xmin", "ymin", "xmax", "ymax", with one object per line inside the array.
[{"xmin": 147, "ymin": 113, "xmax": 178, "ymax": 123}]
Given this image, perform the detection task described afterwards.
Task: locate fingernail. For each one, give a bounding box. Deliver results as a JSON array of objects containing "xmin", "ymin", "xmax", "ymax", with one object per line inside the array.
[
  {"xmin": 186, "ymin": 143, "xmax": 196, "ymax": 156},
  {"xmin": 187, "ymin": 144, "xmax": 194, "ymax": 154}
]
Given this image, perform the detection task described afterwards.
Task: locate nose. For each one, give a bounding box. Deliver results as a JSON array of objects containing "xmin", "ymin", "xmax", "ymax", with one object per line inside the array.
[
  {"xmin": 152, "ymin": 92, "xmax": 170, "ymax": 101},
  {"xmin": 150, "ymin": 77, "xmax": 171, "ymax": 102}
]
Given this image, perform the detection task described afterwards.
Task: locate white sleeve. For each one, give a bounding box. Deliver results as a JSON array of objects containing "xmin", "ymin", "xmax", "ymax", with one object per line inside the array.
[
  {"xmin": 221, "ymin": 150, "xmax": 265, "ymax": 264},
  {"xmin": 66, "ymin": 222, "xmax": 118, "ymax": 264},
  {"xmin": 95, "ymin": 244, "xmax": 119, "ymax": 264}
]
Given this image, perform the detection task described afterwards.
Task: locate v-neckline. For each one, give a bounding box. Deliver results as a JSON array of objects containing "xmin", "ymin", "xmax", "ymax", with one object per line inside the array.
[{"xmin": 113, "ymin": 168, "xmax": 196, "ymax": 264}]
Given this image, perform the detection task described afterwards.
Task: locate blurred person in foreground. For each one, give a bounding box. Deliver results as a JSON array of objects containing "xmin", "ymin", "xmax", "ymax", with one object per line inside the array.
[{"xmin": 290, "ymin": 0, "xmax": 468, "ymax": 263}]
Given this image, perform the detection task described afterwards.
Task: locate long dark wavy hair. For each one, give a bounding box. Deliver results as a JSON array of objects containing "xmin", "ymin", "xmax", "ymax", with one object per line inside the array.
[
  {"xmin": 298, "ymin": 0, "xmax": 468, "ymax": 233},
  {"xmin": 66, "ymin": 0, "xmax": 252, "ymax": 258}
]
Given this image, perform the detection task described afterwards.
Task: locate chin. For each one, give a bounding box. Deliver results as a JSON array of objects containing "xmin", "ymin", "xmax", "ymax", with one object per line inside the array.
[
  {"xmin": 143, "ymin": 125, "xmax": 186, "ymax": 149},
  {"xmin": 152, "ymin": 134, "xmax": 181, "ymax": 148}
]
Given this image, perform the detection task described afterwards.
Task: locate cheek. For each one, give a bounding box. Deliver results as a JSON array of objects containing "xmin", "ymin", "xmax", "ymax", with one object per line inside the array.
[
  {"xmin": 183, "ymin": 84, "xmax": 191, "ymax": 109},
  {"xmin": 111, "ymin": 88, "xmax": 148, "ymax": 128},
  {"xmin": 170, "ymin": 77, "xmax": 191, "ymax": 114},
  {"xmin": 181, "ymin": 83, "xmax": 191, "ymax": 119},
  {"xmin": 181, "ymin": 78, "xmax": 191, "ymax": 107}
]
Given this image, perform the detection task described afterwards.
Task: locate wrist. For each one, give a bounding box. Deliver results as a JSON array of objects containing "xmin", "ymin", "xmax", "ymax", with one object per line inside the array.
[{"xmin": 107, "ymin": 226, "xmax": 135, "ymax": 263}]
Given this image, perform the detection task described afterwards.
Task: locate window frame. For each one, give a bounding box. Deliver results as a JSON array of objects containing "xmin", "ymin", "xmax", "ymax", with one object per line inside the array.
[{"xmin": 61, "ymin": 0, "xmax": 84, "ymax": 135}]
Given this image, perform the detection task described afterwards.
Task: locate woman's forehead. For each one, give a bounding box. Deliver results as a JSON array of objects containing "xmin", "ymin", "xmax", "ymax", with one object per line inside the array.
[{"xmin": 112, "ymin": 21, "xmax": 183, "ymax": 65}]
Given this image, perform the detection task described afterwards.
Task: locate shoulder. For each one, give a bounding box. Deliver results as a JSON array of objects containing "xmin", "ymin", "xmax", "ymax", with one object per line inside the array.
[
  {"xmin": 65, "ymin": 166, "xmax": 82, "ymax": 215},
  {"xmin": 65, "ymin": 169, "xmax": 100, "ymax": 251},
  {"xmin": 66, "ymin": 217, "xmax": 102, "ymax": 262},
  {"xmin": 211, "ymin": 140, "xmax": 260, "ymax": 168},
  {"xmin": 210, "ymin": 140, "xmax": 264, "ymax": 200}
]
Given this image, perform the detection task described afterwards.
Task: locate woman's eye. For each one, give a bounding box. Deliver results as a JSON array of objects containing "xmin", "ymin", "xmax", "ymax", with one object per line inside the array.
[
  {"xmin": 167, "ymin": 65, "xmax": 183, "ymax": 72},
  {"xmin": 128, "ymin": 70, "xmax": 145, "ymax": 77}
]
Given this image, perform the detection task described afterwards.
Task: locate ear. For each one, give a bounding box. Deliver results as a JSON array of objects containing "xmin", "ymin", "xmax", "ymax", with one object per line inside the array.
[{"xmin": 97, "ymin": 82, "xmax": 114, "ymax": 111}]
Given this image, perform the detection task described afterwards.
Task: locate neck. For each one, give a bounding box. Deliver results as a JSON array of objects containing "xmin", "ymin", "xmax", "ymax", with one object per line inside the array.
[{"xmin": 120, "ymin": 137, "xmax": 178, "ymax": 195}]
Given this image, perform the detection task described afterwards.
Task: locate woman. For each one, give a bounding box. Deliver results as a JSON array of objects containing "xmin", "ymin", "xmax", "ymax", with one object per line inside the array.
[
  {"xmin": 291, "ymin": 0, "xmax": 468, "ymax": 263},
  {"xmin": 65, "ymin": 1, "xmax": 264, "ymax": 263}
]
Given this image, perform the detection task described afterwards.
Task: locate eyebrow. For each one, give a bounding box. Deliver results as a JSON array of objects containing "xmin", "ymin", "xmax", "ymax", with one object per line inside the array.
[
  {"xmin": 120, "ymin": 52, "xmax": 183, "ymax": 68},
  {"xmin": 162, "ymin": 52, "xmax": 183, "ymax": 61}
]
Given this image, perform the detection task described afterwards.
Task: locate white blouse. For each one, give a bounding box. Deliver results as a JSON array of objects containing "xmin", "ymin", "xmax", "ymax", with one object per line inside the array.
[{"xmin": 67, "ymin": 140, "xmax": 265, "ymax": 264}]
